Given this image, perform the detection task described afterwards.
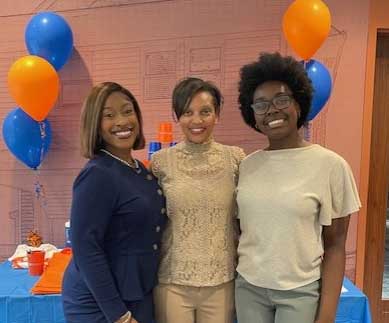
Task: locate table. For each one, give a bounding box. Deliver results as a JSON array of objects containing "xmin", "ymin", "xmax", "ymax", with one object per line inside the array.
[
  {"xmin": 337, "ymin": 277, "xmax": 372, "ymax": 323},
  {"xmin": 0, "ymin": 261, "xmax": 64, "ymax": 323},
  {"xmin": 0, "ymin": 261, "xmax": 372, "ymax": 323}
]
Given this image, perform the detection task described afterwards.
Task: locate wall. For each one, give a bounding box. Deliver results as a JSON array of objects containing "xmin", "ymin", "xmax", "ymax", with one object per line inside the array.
[{"xmin": 0, "ymin": 0, "xmax": 369, "ymax": 280}]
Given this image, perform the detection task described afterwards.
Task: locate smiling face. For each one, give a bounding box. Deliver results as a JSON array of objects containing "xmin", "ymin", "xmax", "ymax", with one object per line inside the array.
[
  {"xmin": 252, "ymin": 81, "xmax": 300, "ymax": 142},
  {"xmin": 99, "ymin": 91, "xmax": 140, "ymax": 159},
  {"xmin": 178, "ymin": 91, "xmax": 218, "ymax": 144}
]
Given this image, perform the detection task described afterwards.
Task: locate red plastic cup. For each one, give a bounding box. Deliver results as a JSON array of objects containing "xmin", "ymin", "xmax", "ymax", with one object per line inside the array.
[
  {"xmin": 142, "ymin": 159, "xmax": 150, "ymax": 169},
  {"xmin": 27, "ymin": 250, "xmax": 45, "ymax": 276},
  {"xmin": 158, "ymin": 122, "xmax": 172, "ymax": 133},
  {"xmin": 158, "ymin": 122, "xmax": 173, "ymax": 143}
]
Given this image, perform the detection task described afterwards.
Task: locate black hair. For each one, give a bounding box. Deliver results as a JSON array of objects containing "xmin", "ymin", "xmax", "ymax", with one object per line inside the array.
[
  {"xmin": 238, "ymin": 52, "xmax": 313, "ymax": 132},
  {"xmin": 172, "ymin": 77, "xmax": 223, "ymax": 120}
]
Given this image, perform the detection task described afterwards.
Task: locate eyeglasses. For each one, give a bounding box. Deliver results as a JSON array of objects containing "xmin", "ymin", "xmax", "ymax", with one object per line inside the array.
[{"xmin": 250, "ymin": 94, "xmax": 293, "ymax": 115}]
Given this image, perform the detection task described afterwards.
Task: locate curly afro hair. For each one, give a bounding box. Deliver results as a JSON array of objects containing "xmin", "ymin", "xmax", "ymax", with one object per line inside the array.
[{"xmin": 238, "ymin": 52, "xmax": 313, "ymax": 132}]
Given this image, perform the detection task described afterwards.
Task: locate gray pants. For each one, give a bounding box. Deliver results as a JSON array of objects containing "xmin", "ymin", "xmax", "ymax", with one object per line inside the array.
[{"xmin": 235, "ymin": 274, "xmax": 320, "ymax": 323}]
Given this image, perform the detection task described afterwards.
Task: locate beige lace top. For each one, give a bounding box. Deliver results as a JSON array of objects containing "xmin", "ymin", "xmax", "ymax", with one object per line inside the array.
[{"xmin": 151, "ymin": 140, "xmax": 245, "ymax": 286}]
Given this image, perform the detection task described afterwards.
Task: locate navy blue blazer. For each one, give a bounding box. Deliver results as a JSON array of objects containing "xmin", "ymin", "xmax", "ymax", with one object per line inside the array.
[{"xmin": 62, "ymin": 152, "xmax": 167, "ymax": 323}]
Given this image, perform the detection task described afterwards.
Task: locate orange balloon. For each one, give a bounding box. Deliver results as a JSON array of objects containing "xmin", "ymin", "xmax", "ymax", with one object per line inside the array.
[
  {"xmin": 282, "ymin": 0, "xmax": 331, "ymax": 60},
  {"xmin": 8, "ymin": 55, "xmax": 60, "ymax": 121}
]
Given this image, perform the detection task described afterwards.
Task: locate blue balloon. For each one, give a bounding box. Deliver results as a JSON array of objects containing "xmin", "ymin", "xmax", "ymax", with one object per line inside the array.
[
  {"xmin": 304, "ymin": 59, "xmax": 332, "ymax": 121},
  {"xmin": 2, "ymin": 108, "xmax": 52, "ymax": 169},
  {"xmin": 25, "ymin": 12, "xmax": 73, "ymax": 70}
]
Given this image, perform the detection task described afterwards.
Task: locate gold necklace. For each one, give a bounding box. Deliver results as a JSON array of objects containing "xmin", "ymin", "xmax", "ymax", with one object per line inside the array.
[{"xmin": 100, "ymin": 149, "xmax": 141, "ymax": 174}]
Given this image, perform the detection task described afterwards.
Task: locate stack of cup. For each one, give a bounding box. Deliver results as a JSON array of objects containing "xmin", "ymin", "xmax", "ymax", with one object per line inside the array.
[
  {"xmin": 142, "ymin": 122, "xmax": 175, "ymax": 168},
  {"xmin": 142, "ymin": 141, "xmax": 161, "ymax": 168},
  {"xmin": 158, "ymin": 122, "xmax": 173, "ymax": 143},
  {"xmin": 148, "ymin": 141, "xmax": 162, "ymax": 160}
]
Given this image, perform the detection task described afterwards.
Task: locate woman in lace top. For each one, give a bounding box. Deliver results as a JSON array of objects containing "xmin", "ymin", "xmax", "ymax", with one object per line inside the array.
[{"xmin": 151, "ymin": 77, "xmax": 245, "ymax": 323}]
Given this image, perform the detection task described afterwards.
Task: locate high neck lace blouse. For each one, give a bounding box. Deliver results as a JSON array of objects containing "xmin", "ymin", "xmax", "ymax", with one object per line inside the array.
[{"xmin": 151, "ymin": 140, "xmax": 245, "ymax": 286}]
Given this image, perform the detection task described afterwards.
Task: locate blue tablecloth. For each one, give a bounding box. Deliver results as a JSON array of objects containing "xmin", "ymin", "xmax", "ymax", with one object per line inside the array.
[
  {"xmin": 336, "ymin": 277, "xmax": 372, "ymax": 323},
  {"xmin": 0, "ymin": 261, "xmax": 64, "ymax": 323},
  {"xmin": 0, "ymin": 261, "xmax": 372, "ymax": 323}
]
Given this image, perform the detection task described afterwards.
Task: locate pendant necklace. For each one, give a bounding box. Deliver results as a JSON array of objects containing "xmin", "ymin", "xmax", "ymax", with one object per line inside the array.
[{"xmin": 100, "ymin": 149, "xmax": 141, "ymax": 174}]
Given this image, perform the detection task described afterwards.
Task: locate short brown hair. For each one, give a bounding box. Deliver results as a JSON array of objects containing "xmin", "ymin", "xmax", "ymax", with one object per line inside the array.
[
  {"xmin": 172, "ymin": 77, "xmax": 223, "ymax": 120},
  {"xmin": 80, "ymin": 82, "xmax": 145, "ymax": 159}
]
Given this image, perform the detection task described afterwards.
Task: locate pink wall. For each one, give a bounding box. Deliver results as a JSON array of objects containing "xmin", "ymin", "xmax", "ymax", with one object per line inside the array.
[{"xmin": 0, "ymin": 0, "xmax": 369, "ymax": 279}]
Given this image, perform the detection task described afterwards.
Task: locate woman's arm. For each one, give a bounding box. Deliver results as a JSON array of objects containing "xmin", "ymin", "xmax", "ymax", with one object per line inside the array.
[
  {"xmin": 71, "ymin": 166, "xmax": 128, "ymax": 322},
  {"xmin": 315, "ymin": 215, "xmax": 350, "ymax": 323}
]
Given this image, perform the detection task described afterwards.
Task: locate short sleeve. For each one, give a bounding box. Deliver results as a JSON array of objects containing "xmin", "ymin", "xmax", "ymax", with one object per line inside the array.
[
  {"xmin": 229, "ymin": 146, "xmax": 246, "ymax": 185},
  {"xmin": 319, "ymin": 158, "xmax": 362, "ymax": 226},
  {"xmin": 232, "ymin": 147, "xmax": 246, "ymax": 165},
  {"xmin": 229, "ymin": 146, "xmax": 245, "ymax": 220}
]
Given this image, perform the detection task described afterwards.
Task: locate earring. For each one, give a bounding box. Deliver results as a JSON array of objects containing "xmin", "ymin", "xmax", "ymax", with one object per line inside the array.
[{"xmin": 255, "ymin": 123, "xmax": 260, "ymax": 130}]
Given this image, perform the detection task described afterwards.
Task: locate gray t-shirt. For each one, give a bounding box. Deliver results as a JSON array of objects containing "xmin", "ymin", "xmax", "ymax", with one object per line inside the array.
[{"xmin": 236, "ymin": 144, "xmax": 361, "ymax": 290}]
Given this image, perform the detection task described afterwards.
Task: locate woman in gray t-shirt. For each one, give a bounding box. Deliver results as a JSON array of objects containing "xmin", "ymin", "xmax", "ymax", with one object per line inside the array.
[{"xmin": 235, "ymin": 52, "xmax": 361, "ymax": 323}]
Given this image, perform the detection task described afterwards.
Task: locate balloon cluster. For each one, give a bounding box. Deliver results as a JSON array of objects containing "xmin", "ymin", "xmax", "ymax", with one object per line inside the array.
[
  {"xmin": 2, "ymin": 12, "xmax": 73, "ymax": 169},
  {"xmin": 282, "ymin": 0, "xmax": 332, "ymax": 121}
]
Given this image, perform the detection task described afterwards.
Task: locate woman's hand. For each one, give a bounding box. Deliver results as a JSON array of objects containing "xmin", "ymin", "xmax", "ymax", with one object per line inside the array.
[{"xmin": 115, "ymin": 311, "xmax": 137, "ymax": 323}]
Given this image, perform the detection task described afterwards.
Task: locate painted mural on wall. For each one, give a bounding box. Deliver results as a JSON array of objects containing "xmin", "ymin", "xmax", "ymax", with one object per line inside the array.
[{"xmin": 0, "ymin": 0, "xmax": 368, "ymax": 280}]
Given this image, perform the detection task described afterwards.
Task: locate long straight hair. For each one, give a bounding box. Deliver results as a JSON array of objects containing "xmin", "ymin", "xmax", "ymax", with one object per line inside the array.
[{"xmin": 80, "ymin": 82, "xmax": 145, "ymax": 159}]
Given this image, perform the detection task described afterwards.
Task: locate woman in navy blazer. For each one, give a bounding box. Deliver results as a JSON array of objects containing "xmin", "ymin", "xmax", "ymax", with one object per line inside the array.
[{"xmin": 62, "ymin": 82, "xmax": 167, "ymax": 323}]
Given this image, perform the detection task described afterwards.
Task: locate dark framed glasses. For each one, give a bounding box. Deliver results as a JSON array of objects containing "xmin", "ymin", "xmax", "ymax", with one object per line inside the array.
[{"xmin": 250, "ymin": 94, "xmax": 293, "ymax": 115}]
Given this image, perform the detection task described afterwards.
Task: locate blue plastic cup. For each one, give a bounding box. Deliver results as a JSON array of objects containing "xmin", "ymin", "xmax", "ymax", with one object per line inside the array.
[{"xmin": 148, "ymin": 141, "xmax": 162, "ymax": 159}]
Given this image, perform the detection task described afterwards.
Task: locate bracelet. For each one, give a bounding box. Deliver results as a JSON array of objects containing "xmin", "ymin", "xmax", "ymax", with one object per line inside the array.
[{"xmin": 116, "ymin": 311, "xmax": 131, "ymax": 323}]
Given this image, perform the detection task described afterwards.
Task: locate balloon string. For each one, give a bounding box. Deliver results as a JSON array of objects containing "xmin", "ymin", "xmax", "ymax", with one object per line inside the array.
[
  {"xmin": 39, "ymin": 122, "xmax": 46, "ymax": 139},
  {"xmin": 35, "ymin": 121, "xmax": 47, "ymax": 204},
  {"xmin": 38, "ymin": 121, "xmax": 46, "ymax": 168},
  {"xmin": 331, "ymin": 24, "xmax": 343, "ymax": 35},
  {"xmin": 33, "ymin": 170, "xmax": 46, "ymax": 204}
]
